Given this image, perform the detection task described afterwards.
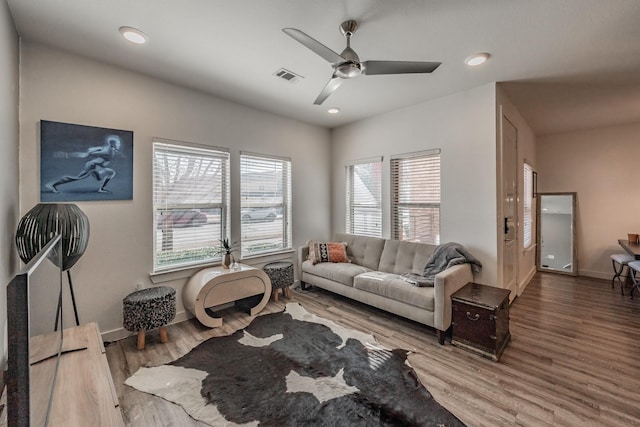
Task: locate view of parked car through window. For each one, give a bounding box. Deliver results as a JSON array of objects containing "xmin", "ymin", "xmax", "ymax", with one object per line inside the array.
[
  {"xmin": 157, "ymin": 209, "xmax": 208, "ymax": 228},
  {"xmin": 241, "ymin": 207, "xmax": 278, "ymax": 222},
  {"xmin": 153, "ymin": 142, "xmax": 292, "ymax": 272}
]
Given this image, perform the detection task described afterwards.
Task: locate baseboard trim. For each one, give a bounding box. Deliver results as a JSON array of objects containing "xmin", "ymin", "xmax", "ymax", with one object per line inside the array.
[
  {"xmin": 101, "ymin": 309, "xmax": 191, "ymax": 343},
  {"xmin": 517, "ymin": 265, "xmax": 537, "ymax": 297},
  {"xmin": 577, "ymin": 269, "xmax": 610, "ymax": 281}
]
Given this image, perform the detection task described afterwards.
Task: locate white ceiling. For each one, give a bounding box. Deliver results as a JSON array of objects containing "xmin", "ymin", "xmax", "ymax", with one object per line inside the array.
[{"xmin": 7, "ymin": 0, "xmax": 640, "ymax": 133}]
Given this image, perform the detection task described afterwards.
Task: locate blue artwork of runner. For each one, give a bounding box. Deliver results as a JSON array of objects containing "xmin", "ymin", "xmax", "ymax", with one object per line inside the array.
[{"xmin": 40, "ymin": 120, "xmax": 134, "ymax": 202}]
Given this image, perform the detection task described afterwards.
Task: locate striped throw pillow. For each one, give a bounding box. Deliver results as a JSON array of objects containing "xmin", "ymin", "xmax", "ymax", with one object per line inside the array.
[{"xmin": 308, "ymin": 241, "xmax": 350, "ymax": 265}]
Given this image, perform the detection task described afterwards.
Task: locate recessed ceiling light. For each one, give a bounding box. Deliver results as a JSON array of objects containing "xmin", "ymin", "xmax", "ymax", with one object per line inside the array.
[
  {"xmin": 465, "ymin": 53, "xmax": 490, "ymax": 66},
  {"xmin": 119, "ymin": 26, "xmax": 148, "ymax": 44},
  {"xmin": 327, "ymin": 107, "xmax": 340, "ymax": 114}
]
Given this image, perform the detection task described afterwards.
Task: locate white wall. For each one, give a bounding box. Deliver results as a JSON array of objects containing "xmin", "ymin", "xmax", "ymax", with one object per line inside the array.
[
  {"xmin": 331, "ymin": 84, "xmax": 499, "ymax": 286},
  {"xmin": 537, "ymin": 122, "xmax": 640, "ymax": 279},
  {"xmin": 19, "ymin": 43, "xmax": 332, "ymax": 340},
  {"xmin": 497, "ymin": 86, "xmax": 537, "ymax": 295},
  {"xmin": 0, "ymin": 0, "xmax": 19, "ymax": 368}
]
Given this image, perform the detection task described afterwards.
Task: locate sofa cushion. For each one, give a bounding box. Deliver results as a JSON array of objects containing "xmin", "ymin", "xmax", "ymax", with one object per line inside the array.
[
  {"xmin": 308, "ymin": 241, "xmax": 350, "ymax": 264},
  {"xmin": 353, "ymin": 271, "xmax": 435, "ymax": 311},
  {"xmin": 379, "ymin": 239, "xmax": 436, "ymax": 275},
  {"xmin": 334, "ymin": 232, "xmax": 386, "ymax": 271},
  {"xmin": 301, "ymin": 259, "xmax": 371, "ymax": 286}
]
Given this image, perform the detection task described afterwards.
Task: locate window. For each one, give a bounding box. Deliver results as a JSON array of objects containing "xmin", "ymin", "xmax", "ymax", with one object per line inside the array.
[
  {"xmin": 240, "ymin": 153, "xmax": 292, "ymax": 258},
  {"xmin": 391, "ymin": 149, "xmax": 441, "ymax": 244},
  {"xmin": 345, "ymin": 158, "xmax": 382, "ymax": 237},
  {"xmin": 153, "ymin": 141, "xmax": 229, "ymax": 272},
  {"xmin": 523, "ymin": 162, "xmax": 533, "ymax": 249}
]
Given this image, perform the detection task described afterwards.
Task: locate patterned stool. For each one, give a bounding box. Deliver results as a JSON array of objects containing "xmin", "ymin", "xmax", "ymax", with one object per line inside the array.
[
  {"xmin": 123, "ymin": 286, "xmax": 176, "ymax": 350},
  {"xmin": 263, "ymin": 261, "xmax": 294, "ymax": 302}
]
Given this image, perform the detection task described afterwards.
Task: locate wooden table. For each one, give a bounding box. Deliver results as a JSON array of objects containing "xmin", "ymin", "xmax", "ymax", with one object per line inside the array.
[
  {"xmin": 618, "ymin": 239, "xmax": 640, "ymax": 260},
  {"xmin": 183, "ymin": 264, "xmax": 272, "ymax": 327}
]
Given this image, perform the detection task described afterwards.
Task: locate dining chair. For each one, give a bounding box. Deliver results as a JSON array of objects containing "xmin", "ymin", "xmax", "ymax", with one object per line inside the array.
[
  {"xmin": 610, "ymin": 253, "xmax": 635, "ymax": 295},
  {"xmin": 628, "ymin": 260, "xmax": 640, "ymax": 299}
]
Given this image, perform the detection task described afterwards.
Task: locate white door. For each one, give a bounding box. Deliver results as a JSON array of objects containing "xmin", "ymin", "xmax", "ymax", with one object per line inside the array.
[{"xmin": 502, "ymin": 116, "xmax": 518, "ymax": 296}]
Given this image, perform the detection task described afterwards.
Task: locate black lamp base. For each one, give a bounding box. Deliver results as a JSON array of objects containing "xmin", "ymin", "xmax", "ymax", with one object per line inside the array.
[{"xmin": 54, "ymin": 270, "xmax": 80, "ymax": 331}]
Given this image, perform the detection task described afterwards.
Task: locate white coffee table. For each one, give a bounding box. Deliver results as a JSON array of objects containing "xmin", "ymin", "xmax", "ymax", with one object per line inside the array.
[{"xmin": 183, "ymin": 263, "xmax": 272, "ymax": 327}]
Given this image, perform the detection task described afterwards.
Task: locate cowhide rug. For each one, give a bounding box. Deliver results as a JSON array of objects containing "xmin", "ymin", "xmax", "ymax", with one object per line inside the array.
[{"xmin": 125, "ymin": 303, "xmax": 465, "ymax": 427}]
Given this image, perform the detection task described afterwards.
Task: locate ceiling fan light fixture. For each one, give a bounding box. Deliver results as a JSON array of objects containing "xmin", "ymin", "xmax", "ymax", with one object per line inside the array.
[
  {"xmin": 327, "ymin": 107, "xmax": 340, "ymax": 114},
  {"xmin": 335, "ymin": 62, "xmax": 361, "ymax": 79},
  {"xmin": 119, "ymin": 26, "xmax": 148, "ymax": 44},
  {"xmin": 465, "ymin": 53, "xmax": 490, "ymax": 66}
]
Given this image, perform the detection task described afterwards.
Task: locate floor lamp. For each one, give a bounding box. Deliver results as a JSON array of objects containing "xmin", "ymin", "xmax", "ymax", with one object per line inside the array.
[{"xmin": 15, "ymin": 203, "xmax": 90, "ymax": 328}]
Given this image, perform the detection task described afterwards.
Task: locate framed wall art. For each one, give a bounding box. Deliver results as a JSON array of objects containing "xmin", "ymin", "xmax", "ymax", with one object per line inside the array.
[{"xmin": 40, "ymin": 120, "xmax": 133, "ymax": 202}]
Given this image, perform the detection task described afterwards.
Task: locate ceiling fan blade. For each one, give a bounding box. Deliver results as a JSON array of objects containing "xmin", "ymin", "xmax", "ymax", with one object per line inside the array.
[
  {"xmin": 314, "ymin": 76, "xmax": 343, "ymax": 105},
  {"xmin": 361, "ymin": 60, "xmax": 442, "ymax": 75},
  {"xmin": 282, "ymin": 28, "xmax": 345, "ymax": 64}
]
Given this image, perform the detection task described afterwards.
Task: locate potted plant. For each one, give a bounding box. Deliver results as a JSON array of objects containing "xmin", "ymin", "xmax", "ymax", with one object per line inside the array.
[{"xmin": 218, "ymin": 238, "xmax": 237, "ymax": 269}]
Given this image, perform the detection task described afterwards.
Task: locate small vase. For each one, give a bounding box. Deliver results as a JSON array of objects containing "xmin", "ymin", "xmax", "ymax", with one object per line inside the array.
[{"xmin": 222, "ymin": 253, "xmax": 232, "ymax": 269}]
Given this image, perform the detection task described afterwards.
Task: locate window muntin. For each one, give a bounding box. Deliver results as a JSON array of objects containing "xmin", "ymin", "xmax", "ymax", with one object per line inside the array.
[
  {"xmin": 240, "ymin": 153, "xmax": 292, "ymax": 258},
  {"xmin": 153, "ymin": 141, "xmax": 229, "ymax": 272},
  {"xmin": 346, "ymin": 158, "xmax": 382, "ymax": 237},
  {"xmin": 391, "ymin": 149, "xmax": 441, "ymax": 244}
]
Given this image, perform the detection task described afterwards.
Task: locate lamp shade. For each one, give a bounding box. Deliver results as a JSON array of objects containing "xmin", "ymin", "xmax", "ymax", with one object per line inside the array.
[{"xmin": 15, "ymin": 203, "xmax": 90, "ymax": 271}]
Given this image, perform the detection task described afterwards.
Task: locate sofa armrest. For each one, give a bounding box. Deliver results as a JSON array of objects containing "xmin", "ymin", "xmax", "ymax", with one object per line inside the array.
[
  {"xmin": 433, "ymin": 263, "xmax": 473, "ymax": 332},
  {"xmin": 298, "ymin": 245, "xmax": 310, "ymax": 280}
]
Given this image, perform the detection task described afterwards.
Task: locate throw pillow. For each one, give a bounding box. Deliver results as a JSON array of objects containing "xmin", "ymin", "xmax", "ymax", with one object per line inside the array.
[{"xmin": 308, "ymin": 241, "xmax": 351, "ymax": 265}]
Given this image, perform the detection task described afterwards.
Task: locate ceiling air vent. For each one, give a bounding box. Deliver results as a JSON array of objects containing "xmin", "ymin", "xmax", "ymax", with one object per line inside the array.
[{"xmin": 274, "ymin": 68, "xmax": 303, "ymax": 83}]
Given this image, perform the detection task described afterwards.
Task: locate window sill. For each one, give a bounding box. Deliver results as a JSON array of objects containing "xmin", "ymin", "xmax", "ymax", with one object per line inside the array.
[
  {"xmin": 150, "ymin": 262, "xmax": 220, "ymax": 284},
  {"xmin": 149, "ymin": 249, "xmax": 296, "ymax": 284},
  {"xmin": 240, "ymin": 249, "xmax": 295, "ymax": 262}
]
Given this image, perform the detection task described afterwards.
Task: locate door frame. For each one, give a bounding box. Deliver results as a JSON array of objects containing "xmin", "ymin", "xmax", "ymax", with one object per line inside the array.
[{"xmin": 497, "ymin": 108, "xmax": 519, "ymax": 300}]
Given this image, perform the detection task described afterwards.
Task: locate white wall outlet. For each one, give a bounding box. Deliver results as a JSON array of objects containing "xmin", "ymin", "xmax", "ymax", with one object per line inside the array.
[{"xmin": 136, "ymin": 283, "xmax": 143, "ymax": 291}]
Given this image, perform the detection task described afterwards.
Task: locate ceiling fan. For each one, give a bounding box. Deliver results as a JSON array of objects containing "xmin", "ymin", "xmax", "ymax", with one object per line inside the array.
[{"xmin": 282, "ymin": 20, "xmax": 442, "ymax": 105}]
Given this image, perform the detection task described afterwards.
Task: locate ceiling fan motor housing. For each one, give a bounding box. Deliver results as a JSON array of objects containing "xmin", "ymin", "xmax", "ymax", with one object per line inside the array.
[{"xmin": 336, "ymin": 44, "xmax": 361, "ymax": 78}]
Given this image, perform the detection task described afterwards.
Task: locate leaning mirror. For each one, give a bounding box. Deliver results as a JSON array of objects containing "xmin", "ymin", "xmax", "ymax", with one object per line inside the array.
[{"xmin": 537, "ymin": 192, "xmax": 577, "ymax": 276}]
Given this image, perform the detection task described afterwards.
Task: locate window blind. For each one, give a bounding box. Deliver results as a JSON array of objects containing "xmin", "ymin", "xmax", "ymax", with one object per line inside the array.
[
  {"xmin": 240, "ymin": 153, "xmax": 292, "ymax": 258},
  {"xmin": 391, "ymin": 150, "xmax": 441, "ymax": 244},
  {"xmin": 153, "ymin": 141, "xmax": 229, "ymax": 272},
  {"xmin": 345, "ymin": 159, "xmax": 382, "ymax": 237},
  {"xmin": 523, "ymin": 162, "xmax": 533, "ymax": 248}
]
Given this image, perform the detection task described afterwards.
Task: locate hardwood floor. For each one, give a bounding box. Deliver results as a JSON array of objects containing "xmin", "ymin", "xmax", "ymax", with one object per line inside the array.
[{"xmin": 106, "ymin": 273, "xmax": 640, "ymax": 426}]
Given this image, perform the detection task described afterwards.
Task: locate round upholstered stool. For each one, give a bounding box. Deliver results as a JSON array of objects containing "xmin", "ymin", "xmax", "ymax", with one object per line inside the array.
[
  {"xmin": 263, "ymin": 261, "xmax": 294, "ymax": 302},
  {"xmin": 123, "ymin": 286, "xmax": 176, "ymax": 350},
  {"xmin": 610, "ymin": 253, "xmax": 635, "ymax": 295}
]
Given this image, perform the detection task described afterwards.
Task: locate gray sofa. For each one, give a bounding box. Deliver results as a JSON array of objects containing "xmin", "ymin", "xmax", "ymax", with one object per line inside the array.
[{"xmin": 298, "ymin": 233, "xmax": 473, "ymax": 344}]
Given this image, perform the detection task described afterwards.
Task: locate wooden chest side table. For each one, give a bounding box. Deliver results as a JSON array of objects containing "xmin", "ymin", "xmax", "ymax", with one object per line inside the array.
[{"xmin": 451, "ymin": 282, "xmax": 511, "ymax": 361}]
